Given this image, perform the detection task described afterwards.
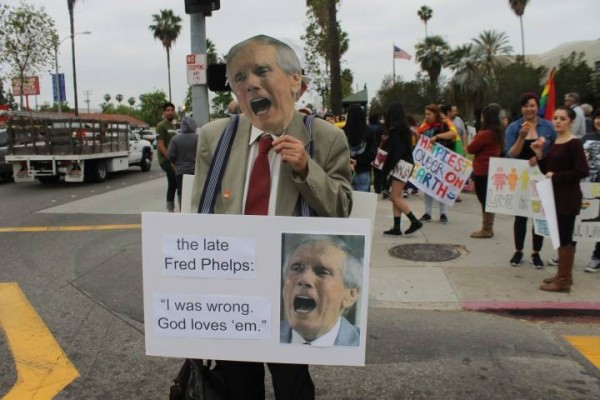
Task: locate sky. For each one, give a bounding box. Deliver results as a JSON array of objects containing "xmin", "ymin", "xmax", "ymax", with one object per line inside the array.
[{"xmin": 4, "ymin": 0, "xmax": 599, "ymax": 114}]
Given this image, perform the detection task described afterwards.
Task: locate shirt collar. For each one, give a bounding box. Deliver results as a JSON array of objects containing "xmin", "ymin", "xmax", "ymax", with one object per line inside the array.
[{"xmin": 290, "ymin": 317, "xmax": 342, "ymax": 347}]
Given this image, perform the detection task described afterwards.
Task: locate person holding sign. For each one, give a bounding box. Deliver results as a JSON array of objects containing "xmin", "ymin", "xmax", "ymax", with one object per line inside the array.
[
  {"xmin": 280, "ymin": 235, "xmax": 361, "ymax": 346},
  {"xmin": 380, "ymin": 102, "xmax": 423, "ymax": 235},
  {"xmin": 530, "ymin": 106, "xmax": 589, "ymax": 292},
  {"xmin": 466, "ymin": 103, "xmax": 504, "ymax": 238},
  {"xmin": 505, "ymin": 93, "xmax": 557, "ymax": 268},
  {"xmin": 343, "ymin": 104, "xmax": 377, "ymax": 192},
  {"xmin": 190, "ymin": 35, "xmax": 352, "ymax": 400},
  {"xmin": 417, "ymin": 104, "xmax": 458, "ymax": 224}
]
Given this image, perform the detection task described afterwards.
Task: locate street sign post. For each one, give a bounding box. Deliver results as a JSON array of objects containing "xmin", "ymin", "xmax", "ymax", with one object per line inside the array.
[
  {"xmin": 52, "ymin": 73, "xmax": 66, "ymax": 103},
  {"xmin": 186, "ymin": 54, "xmax": 207, "ymax": 86}
]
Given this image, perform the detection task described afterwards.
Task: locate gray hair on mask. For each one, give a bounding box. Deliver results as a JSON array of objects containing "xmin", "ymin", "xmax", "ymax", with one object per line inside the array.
[{"xmin": 282, "ymin": 234, "xmax": 363, "ymax": 291}]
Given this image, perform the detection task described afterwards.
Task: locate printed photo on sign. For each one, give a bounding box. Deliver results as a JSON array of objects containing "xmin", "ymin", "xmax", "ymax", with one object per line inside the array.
[
  {"xmin": 279, "ymin": 234, "xmax": 365, "ymax": 347},
  {"xmin": 409, "ymin": 135, "xmax": 472, "ymax": 206},
  {"xmin": 372, "ymin": 148, "xmax": 387, "ymax": 170}
]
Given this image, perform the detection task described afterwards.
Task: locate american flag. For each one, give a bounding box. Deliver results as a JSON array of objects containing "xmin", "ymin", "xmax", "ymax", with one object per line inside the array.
[{"xmin": 393, "ymin": 45, "xmax": 412, "ymax": 60}]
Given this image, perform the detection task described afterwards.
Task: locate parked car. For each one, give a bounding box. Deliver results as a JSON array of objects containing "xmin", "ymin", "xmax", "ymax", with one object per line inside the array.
[
  {"xmin": 0, "ymin": 128, "xmax": 13, "ymax": 181},
  {"xmin": 139, "ymin": 130, "xmax": 157, "ymax": 149}
]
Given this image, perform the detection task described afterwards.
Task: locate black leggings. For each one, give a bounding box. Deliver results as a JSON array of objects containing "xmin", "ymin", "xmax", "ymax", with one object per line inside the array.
[
  {"xmin": 557, "ymin": 213, "xmax": 577, "ymax": 247},
  {"xmin": 513, "ymin": 216, "xmax": 544, "ymax": 252},
  {"xmin": 473, "ymin": 174, "xmax": 488, "ymax": 212}
]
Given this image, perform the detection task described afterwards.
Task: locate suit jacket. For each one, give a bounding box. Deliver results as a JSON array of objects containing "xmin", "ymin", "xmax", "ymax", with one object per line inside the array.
[
  {"xmin": 279, "ymin": 317, "xmax": 360, "ymax": 346},
  {"xmin": 191, "ymin": 112, "xmax": 352, "ymax": 218}
]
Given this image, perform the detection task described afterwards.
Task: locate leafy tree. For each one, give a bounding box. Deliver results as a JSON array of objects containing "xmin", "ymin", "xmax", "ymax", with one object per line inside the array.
[
  {"xmin": 303, "ymin": 0, "xmax": 349, "ymax": 113},
  {"xmin": 509, "ymin": 0, "xmax": 529, "ymax": 58},
  {"xmin": 0, "ymin": 2, "xmax": 57, "ymax": 109},
  {"xmin": 137, "ymin": 90, "xmax": 168, "ymax": 127},
  {"xmin": 370, "ymin": 76, "xmax": 429, "ymax": 117},
  {"xmin": 210, "ymin": 91, "xmax": 233, "ymax": 119},
  {"xmin": 341, "ymin": 68, "xmax": 354, "ymax": 99},
  {"xmin": 415, "ymin": 35, "xmax": 450, "ymax": 97},
  {"xmin": 491, "ymin": 60, "xmax": 546, "ymax": 119},
  {"xmin": 149, "ymin": 9, "xmax": 182, "ymax": 102},
  {"xmin": 39, "ymin": 101, "xmax": 74, "ymax": 112},
  {"xmin": 417, "ymin": 5, "xmax": 433, "ymax": 37},
  {"xmin": 555, "ymin": 51, "xmax": 596, "ymax": 105}
]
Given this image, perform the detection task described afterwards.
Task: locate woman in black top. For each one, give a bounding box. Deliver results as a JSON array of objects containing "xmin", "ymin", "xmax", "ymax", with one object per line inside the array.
[
  {"xmin": 381, "ymin": 102, "xmax": 423, "ymax": 236},
  {"xmin": 531, "ymin": 106, "xmax": 589, "ymax": 292},
  {"xmin": 344, "ymin": 104, "xmax": 377, "ymax": 192}
]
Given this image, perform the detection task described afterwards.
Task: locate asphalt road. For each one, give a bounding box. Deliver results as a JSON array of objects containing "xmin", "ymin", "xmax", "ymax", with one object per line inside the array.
[{"xmin": 0, "ymin": 162, "xmax": 599, "ymax": 399}]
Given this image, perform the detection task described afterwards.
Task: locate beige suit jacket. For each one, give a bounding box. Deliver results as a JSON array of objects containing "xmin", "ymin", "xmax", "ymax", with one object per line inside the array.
[{"xmin": 190, "ymin": 112, "xmax": 352, "ymax": 218}]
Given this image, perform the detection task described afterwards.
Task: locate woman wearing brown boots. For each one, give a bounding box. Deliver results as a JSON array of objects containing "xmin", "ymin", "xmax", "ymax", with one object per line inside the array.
[
  {"xmin": 467, "ymin": 103, "xmax": 504, "ymax": 238},
  {"xmin": 530, "ymin": 106, "xmax": 589, "ymax": 292}
]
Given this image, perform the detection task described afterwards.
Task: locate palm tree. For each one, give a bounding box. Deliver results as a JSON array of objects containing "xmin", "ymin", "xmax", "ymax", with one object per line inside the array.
[
  {"xmin": 67, "ymin": 0, "xmax": 80, "ymax": 116},
  {"xmin": 326, "ymin": 0, "xmax": 343, "ymax": 114},
  {"xmin": 472, "ymin": 30, "xmax": 513, "ymax": 76},
  {"xmin": 128, "ymin": 97, "xmax": 136, "ymax": 107},
  {"xmin": 417, "ymin": 5, "xmax": 433, "ymax": 37},
  {"xmin": 103, "ymin": 93, "xmax": 111, "ymax": 103},
  {"xmin": 149, "ymin": 9, "xmax": 182, "ymax": 102},
  {"xmin": 415, "ymin": 35, "xmax": 449, "ymax": 92},
  {"xmin": 446, "ymin": 44, "xmax": 489, "ymax": 119},
  {"xmin": 509, "ymin": 0, "xmax": 529, "ymax": 58},
  {"xmin": 115, "ymin": 94, "xmax": 123, "ymax": 104}
]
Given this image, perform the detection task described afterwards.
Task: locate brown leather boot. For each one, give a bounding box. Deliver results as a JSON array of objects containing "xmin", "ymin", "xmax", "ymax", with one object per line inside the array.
[
  {"xmin": 540, "ymin": 245, "xmax": 574, "ymax": 292},
  {"xmin": 470, "ymin": 213, "xmax": 494, "ymax": 238}
]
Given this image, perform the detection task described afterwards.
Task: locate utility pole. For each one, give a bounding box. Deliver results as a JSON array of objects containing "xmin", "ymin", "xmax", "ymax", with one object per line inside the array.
[
  {"xmin": 186, "ymin": 0, "xmax": 220, "ymax": 128},
  {"xmin": 83, "ymin": 90, "xmax": 92, "ymax": 114}
]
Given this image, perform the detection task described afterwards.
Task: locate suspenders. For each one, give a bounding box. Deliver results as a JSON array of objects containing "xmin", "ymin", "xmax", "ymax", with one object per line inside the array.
[{"xmin": 197, "ymin": 115, "xmax": 316, "ymax": 217}]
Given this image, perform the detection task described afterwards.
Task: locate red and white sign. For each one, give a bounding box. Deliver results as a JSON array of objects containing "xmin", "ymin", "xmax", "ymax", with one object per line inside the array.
[
  {"xmin": 186, "ymin": 54, "xmax": 207, "ymax": 85},
  {"xmin": 12, "ymin": 76, "xmax": 40, "ymax": 96}
]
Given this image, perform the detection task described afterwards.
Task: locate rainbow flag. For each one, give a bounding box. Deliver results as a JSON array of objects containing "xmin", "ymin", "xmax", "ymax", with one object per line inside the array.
[{"xmin": 539, "ymin": 67, "xmax": 556, "ymax": 121}]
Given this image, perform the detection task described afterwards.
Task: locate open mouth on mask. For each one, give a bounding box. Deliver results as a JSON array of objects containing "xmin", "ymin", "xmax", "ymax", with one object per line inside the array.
[
  {"xmin": 250, "ymin": 98, "xmax": 272, "ymax": 116},
  {"xmin": 293, "ymin": 295, "xmax": 317, "ymax": 314}
]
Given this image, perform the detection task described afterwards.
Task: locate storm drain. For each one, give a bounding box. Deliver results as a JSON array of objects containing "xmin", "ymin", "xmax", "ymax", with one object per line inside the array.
[{"xmin": 389, "ymin": 243, "xmax": 464, "ymax": 262}]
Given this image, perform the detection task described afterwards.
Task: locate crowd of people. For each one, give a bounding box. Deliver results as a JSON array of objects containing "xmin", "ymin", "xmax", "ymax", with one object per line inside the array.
[{"xmin": 299, "ymin": 91, "xmax": 599, "ymax": 295}]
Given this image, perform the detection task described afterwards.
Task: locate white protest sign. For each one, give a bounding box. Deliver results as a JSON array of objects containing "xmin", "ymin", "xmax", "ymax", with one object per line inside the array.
[
  {"xmin": 389, "ymin": 160, "xmax": 413, "ymax": 183},
  {"xmin": 142, "ymin": 213, "xmax": 371, "ymax": 366},
  {"xmin": 485, "ymin": 158, "xmax": 545, "ymax": 216},
  {"xmin": 410, "ymin": 135, "xmax": 472, "ymax": 206},
  {"xmin": 574, "ymin": 182, "xmax": 600, "ymax": 241},
  {"xmin": 535, "ymin": 179, "xmax": 560, "ymax": 249},
  {"xmin": 186, "ymin": 54, "xmax": 207, "ymax": 85}
]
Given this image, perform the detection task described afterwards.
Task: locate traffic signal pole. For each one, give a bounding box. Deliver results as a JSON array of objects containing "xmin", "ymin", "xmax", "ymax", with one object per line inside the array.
[{"xmin": 189, "ymin": 13, "xmax": 210, "ymax": 128}]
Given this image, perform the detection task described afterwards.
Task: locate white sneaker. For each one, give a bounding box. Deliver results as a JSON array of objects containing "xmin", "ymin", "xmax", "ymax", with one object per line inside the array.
[
  {"xmin": 585, "ymin": 258, "xmax": 600, "ymax": 273},
  {"xmin": 547, "ymin": 257, "xmax": 559, "ymax": 266}
]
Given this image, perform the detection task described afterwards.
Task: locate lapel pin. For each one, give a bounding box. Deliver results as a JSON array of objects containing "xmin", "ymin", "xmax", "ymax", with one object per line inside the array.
[{"xmin": 223, "ymin": 190, "xmax": 231, "ymax": 199}]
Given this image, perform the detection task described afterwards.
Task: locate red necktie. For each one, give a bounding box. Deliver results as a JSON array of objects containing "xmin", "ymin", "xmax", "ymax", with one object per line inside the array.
[{"xmin": 245, "ymin": 135, "xmax": 273, "ymax": 215}]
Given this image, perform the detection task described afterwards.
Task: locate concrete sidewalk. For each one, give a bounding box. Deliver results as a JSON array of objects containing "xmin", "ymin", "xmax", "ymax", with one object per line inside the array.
[{"xmin": 42, "ymin": 178, "xmax": 600, "ymax": 311}]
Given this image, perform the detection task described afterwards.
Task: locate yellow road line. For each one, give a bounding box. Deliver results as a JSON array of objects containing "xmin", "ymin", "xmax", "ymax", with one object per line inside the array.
[
  {"xmin": 565, "ymin": 335, "xmax": 600, "ymax": 369},
  {"xmin": 0, "ymin": 224, "xmax": 141, "ymax": 233},
  {"xmin": 0, "ymin": 283, "xmax": 79, "ymax": 399}
]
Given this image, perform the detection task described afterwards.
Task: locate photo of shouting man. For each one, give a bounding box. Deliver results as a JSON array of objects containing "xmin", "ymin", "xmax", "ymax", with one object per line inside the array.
[{"xmin": 280, "ymin": 234, "xmax": 364, "ymax": 347}]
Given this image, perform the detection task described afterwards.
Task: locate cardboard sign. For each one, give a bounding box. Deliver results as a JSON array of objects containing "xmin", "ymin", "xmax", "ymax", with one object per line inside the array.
[
  {"xmin": 142, "ymin": 213, "xmax": 371, "ymax": 366},
  {"xmin": 409, "ymin": 135, "xmax": 472, "ymax": 206}
]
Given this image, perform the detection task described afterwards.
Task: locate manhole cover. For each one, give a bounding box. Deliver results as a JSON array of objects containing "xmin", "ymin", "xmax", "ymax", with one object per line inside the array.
[{"xmin": 389, "ymin": 243, "xmax": 463, "ymax": 262}]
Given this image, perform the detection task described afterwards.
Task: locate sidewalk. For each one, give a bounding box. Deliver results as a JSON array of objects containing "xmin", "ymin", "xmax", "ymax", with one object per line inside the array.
[
  {"xmin": 370, "ymin": 190, "xmax": 600, "ymax": 311},
  {"xmin": 42, "ymin": 178, "xmax": 600, "ymax": 311}
]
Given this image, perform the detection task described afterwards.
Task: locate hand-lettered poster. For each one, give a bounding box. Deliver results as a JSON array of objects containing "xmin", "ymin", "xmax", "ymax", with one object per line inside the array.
[
  {"xmin": 485, "ymin": 158, "xmax": 545, "ymax": 217},
  {"xmin": 409, "ymin": 135, "xmax": 473, "ymax": 206},
  {"xmin": 574, "ymin": 139, "xmax": 600, "ymax": 242}
]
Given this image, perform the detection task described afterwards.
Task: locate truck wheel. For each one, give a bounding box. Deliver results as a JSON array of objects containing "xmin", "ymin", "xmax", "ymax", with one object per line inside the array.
[
  {"xmin": 37, "ymin": 176, "xmax": 60, "ymax": 184},
  {"xmin": 140, "ymin": 151, "xmax": 152, "ymax": 172},
  {"xmin": 86, "ymin": 160, "xmax": 107, "ymax": 183}
]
